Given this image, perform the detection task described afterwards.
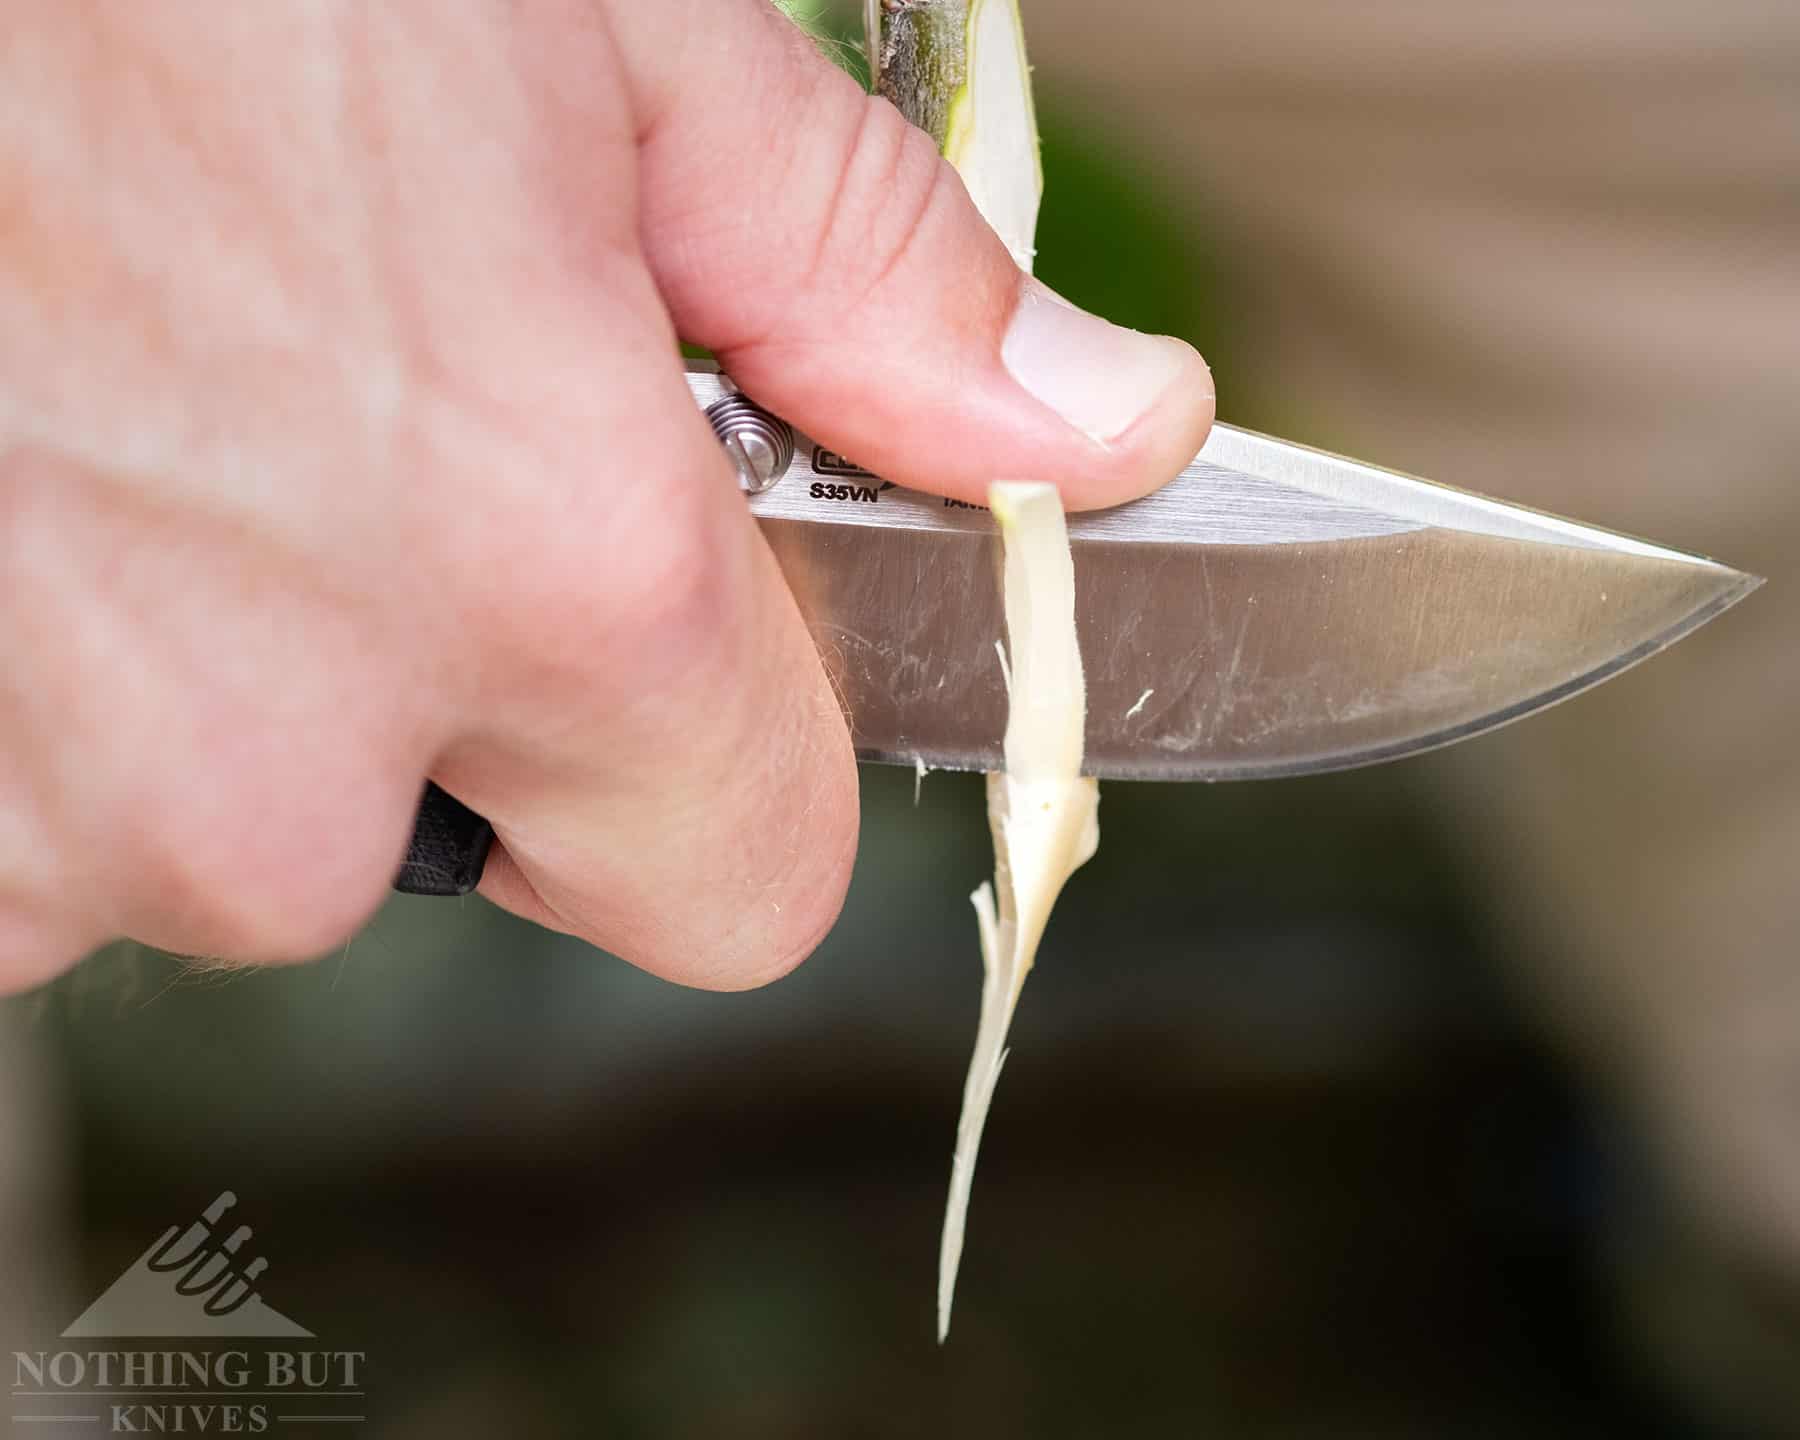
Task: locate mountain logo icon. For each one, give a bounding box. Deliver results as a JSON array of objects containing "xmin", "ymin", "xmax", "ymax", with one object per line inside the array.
[{"xmin": 62, "ymin": 1191, "xmax": 313, "ymax": 1338}]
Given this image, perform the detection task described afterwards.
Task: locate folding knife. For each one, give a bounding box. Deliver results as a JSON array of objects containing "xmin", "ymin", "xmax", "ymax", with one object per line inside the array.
[{"xmin": 392, "ymin": 361, "xmax": 1760, "ymax": 895}]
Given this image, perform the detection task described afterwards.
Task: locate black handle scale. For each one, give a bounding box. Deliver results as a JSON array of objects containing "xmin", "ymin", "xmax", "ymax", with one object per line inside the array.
[{"xmin": 395, "ymin": 783, "xmax": 494, "ymax": 896}]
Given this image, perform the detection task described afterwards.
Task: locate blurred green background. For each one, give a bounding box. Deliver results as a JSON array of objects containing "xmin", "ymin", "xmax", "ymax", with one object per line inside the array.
[{"xmin": 8, "ymin": 2, "xmax": 1797, "ymax": 1436}]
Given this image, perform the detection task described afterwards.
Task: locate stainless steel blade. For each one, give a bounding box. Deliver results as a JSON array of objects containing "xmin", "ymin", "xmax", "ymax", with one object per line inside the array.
[{"xmin": 690, "ymin": 367, "xmax": 1760, "ymax": 781}]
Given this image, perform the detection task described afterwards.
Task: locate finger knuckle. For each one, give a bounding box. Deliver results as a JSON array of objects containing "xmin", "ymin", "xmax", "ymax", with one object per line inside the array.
[
  {"xmin": 611, "ymin": 489, "xmax": 742, "ymax": 670},
  {"xmin": 812, "ymin": 98, "xmax": 950, "ymax": 315},
  {"xmin": 694, "ymin": 743, "xmax": 860, "ymax": 993},
  {"xmin": 743, "ymin": 852, "xmax": 855, "ymax": 990},
  {"xmin": 0, "ymin": 903, "xmax": 86, "ymax": 994},
  {"xmin": 124, "ymin": 753, "xmax": 405, "ymax": 963},
  {"xmin": 496, "ymin": 476, "xmax": 744, "ymax": 707}
]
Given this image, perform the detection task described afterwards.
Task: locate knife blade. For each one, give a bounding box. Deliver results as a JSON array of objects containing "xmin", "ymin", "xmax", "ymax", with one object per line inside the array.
[
  {"xmin": 709, "ymin": 364, "xmax": 1759, "ymax": 781},
  {"xmin": 393, "ymin": 362, "xmax": 1759, "ymax": 893}
]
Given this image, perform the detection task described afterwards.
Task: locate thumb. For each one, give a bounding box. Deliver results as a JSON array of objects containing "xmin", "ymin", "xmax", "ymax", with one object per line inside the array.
[{"xmin": 611, "ymin": 0, "xmax": 1214, "ymax": 510}]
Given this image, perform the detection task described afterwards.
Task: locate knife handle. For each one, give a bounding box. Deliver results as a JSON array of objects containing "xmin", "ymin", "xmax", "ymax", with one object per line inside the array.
[{"xmin": 395, "ymin": 782, "xmax": 494, "ymax": 896}]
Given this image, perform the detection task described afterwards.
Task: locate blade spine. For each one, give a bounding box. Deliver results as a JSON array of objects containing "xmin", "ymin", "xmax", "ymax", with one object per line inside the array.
[
  {"xmin": 692, "ymin": 361, "xmax": 1750, "ymax": 574},
  {"xmin": 1204, "ymin": 422, "xmax": 1744, "ymax": 569}
]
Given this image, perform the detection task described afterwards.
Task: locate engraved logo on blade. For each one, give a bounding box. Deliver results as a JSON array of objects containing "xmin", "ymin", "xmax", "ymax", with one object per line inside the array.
[
  {"xmin": 809, "ymin": 448, "xmax": 900, "ymax": 505},
  {"xmin": 811, "ymin": 447, "xmax": 880, "ymax": 479}
]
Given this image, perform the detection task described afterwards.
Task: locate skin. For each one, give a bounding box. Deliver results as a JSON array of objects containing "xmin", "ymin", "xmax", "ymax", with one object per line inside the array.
[{"xmin": 0, "ymin": 0, "xmax": 1213, "ymax": 993}]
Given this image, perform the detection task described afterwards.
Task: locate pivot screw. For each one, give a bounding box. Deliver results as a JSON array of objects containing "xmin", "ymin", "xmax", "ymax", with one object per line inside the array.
[{"xmin": 705, "ymin": 393, "xmax": 795, "ymax": 495}]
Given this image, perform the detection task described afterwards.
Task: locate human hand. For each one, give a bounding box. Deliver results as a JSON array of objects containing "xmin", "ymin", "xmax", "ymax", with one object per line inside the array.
[{"xmin": 0, "ymin": 0, "xmax": 1214, "ymax": 992}]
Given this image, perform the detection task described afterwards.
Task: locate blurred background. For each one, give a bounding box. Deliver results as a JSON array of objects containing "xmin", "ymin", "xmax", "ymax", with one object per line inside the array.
[{"xmin": 5, "ymin": 0, "xmax": 1797, "ymax": 1434}]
